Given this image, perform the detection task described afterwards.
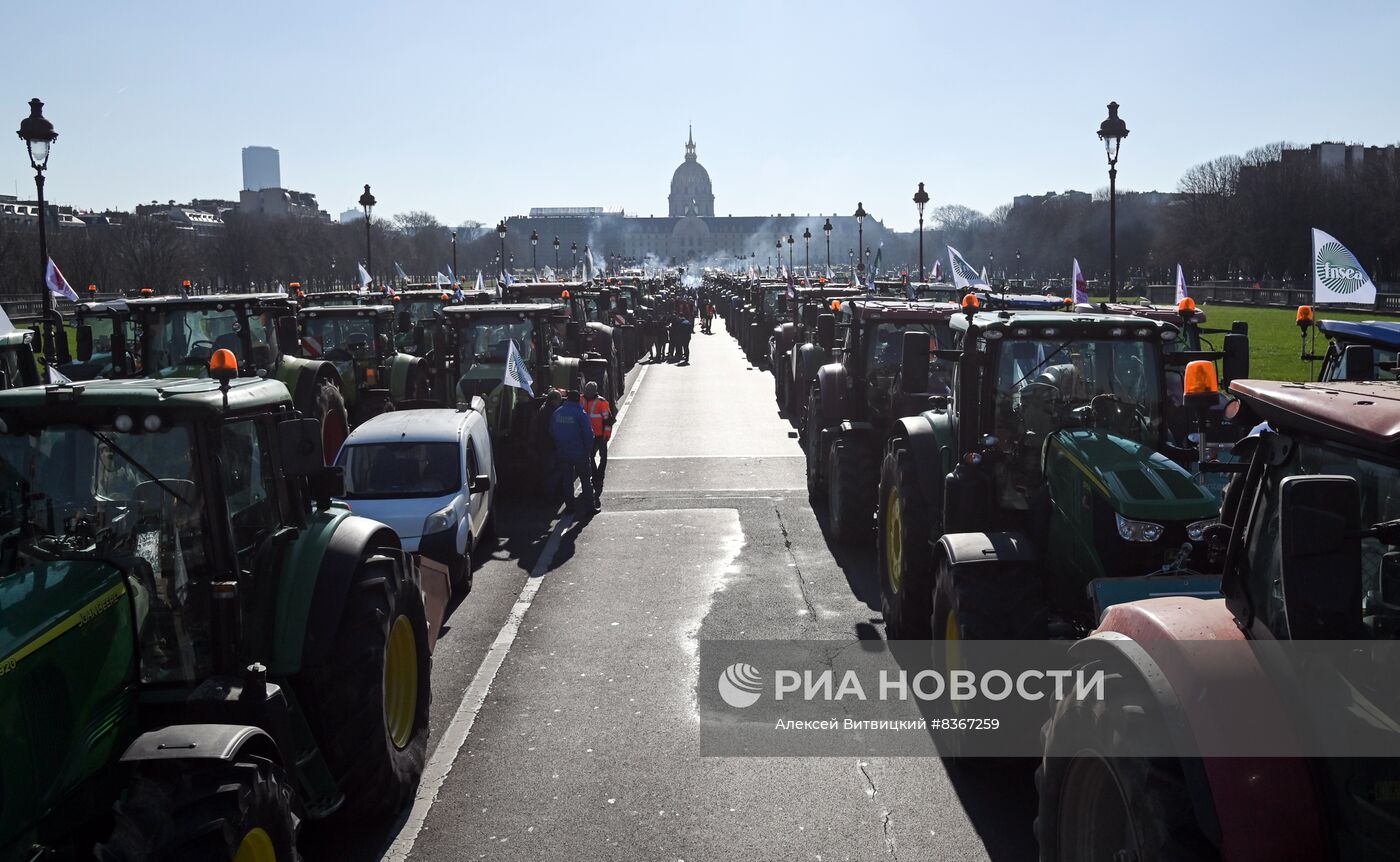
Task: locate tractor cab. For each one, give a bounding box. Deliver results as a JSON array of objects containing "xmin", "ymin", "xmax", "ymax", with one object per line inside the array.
[
  {"xmin": 69, "ymin": 299, "xmax": 140, "ymax": 380},
  {"xmin": 298, "ymin": 304, "xmax": 430, "ymax": 421},
  {"xmin": 1296, "ymin": 309, "xmax": 1400, "ymax": 382},
  {"xmin": 831, "ymin": 299, "xmax": 960, "ymax": 415}
]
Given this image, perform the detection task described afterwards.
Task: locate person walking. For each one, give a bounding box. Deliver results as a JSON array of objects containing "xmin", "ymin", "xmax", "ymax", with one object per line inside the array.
[
  {"xmin": 581, "ymin": 381, "xmax": 614, "ymax": 488},
  {"xmin": 674, "ymin": 313, "xmax": 693, "ymax": 362},
  {"xmin": 549, "ymin": 389, "xmax": 598, "ymax": 514}
]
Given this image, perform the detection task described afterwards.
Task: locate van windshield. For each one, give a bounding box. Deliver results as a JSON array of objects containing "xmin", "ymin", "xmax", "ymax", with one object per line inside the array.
[{"xmin": 338, "ymin": 442, "xmax": 460, "ymax": 498}]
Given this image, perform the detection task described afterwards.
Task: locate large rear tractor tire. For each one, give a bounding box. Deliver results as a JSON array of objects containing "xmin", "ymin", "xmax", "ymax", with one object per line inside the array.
[
  {"xmin": 97, "ymin": 757, "xmax": 301, "ymax": 862},
  {"xmin": 878, "ymin": 446, "xmax": 938, "ymax": 639},
  {"xmin": 827, "ymin": 435, "xmax": 876, "ymax": 544},
  {"xmin": 1035, "ymin": 663, "xmax": 1217, "ymax": 862},
  {"xmin": 314, "ymin": 381, "xmax": 349, "ymax": 465},
  {"xmin": 297, "ymin": 553, "xmax": 430, "ymax": 820}
]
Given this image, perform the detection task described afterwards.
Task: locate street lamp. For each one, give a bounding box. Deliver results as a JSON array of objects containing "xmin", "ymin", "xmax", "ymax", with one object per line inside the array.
[
  {"xmin": 450, "ymin": 230, "xmax": 458, "ymax": 282},
  {"xmin": 776, "ymin": 238, "xmax": 783, "ymax": 275},
  {"xmin": 989, "ymin": 252, "xmax": 996, "ymax": 284},
  {"xmin": 553, "ymin": 236, "xmax": 560, "ymax": 273},
  {"xmin": 1097, "ymin": 101, "xmax": 1130, "ymax": 302},
  {"xmin": 848, "ymin": 248, "xmax": 854, "ymax": 277},
  {"xmin": 822, "ymin": 218, "xmax": 833, "ymax": 273},
  {"xmin": 802, "ymin": 227, "xmax": 811, "ymax": 275},
  {"xmin": 529, "ymin": 229, "xmax": 539, "ymax": 276},
  {"xmin": 16, "ymin": 98, "xmax": 57, "ymax": 372},
  {"xmin": 1016, "ymin": 249, "xmax": 1022, "ymax": 281},
  {"xmin": 570, "ymin": 241, "xmax": 578, "ymax": 275},
  {"xmin": 854, "ymin": 202, "xmax": 867, "ymax": 276},
  {"xmin": 913, "ymin": 182, "xmax": 929, "ymax": 282},
  {"xmin": 786, "ymin": 234, "xmax": 795, "ymax": 276},
  {"xmin": 496, "ymin": 220, "xmax": 508, "ymax": 279},
  {"xmin": 358, "ymin": 184, "xmax": 376, "ymax": 280}
]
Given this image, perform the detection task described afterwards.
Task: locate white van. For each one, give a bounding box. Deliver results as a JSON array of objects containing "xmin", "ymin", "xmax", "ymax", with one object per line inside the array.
[{"xmin": 335, "ymin": 404, "xmax": 495, "ymax": 594}]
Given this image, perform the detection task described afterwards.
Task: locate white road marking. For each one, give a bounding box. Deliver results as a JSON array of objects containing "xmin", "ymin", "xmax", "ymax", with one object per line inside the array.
[
  {"xmin": 608, "ymin": 363, "xmax": 648, "ymax": 438},
  {"xmin": 608, "ymin": 453, "xmax": 804, "ymax": 460},
  {"xmin": 382, "ymin": 515, "xmax": 572, "ymax": 862}
]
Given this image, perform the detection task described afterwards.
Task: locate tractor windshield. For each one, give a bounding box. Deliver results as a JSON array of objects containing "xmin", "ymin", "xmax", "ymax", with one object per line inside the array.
[
  {"xmin": 301, "ymin": 315, "xmax": 381, "ymax": 361},
  {"xmin": 456, "ymin": 315, "xmax": 536, "ymax": 380},
  {"xmin": 141, "ymin": 308, "xmax": 272, "ymax": 378},
  {"xmin": 993, "ymin": 335, "xmax": 1162, "ymax": 448},
  {"xmin": 761, "ymin": 290, "xmax": 784, "ymax": 316},
  {"xmin": 0, "ymin": 421, "xmax": 212, "ymax": 684},
  {"xmin": 866, "ymin": 321, "xmax": 955, "ymax": 393},
  {"xmin": 400, "ymin": 300, "xmax": 442, "ymax": 324}
]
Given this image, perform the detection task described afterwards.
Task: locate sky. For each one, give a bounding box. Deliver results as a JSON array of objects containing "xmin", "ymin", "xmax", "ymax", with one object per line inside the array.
[{"xmin": 5, "ymin": 0, "xmax": 1400, "ymax": 232}]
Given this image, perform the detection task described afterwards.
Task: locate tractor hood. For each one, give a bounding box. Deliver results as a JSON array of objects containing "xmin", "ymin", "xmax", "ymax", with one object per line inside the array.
[
  {"xmin": 0, "ymin": 559, "xmax": 130, "ymax": 664},
  {"xmin": 1047, "ymin": 428, "xmax": 1218, "ymax": 522}
]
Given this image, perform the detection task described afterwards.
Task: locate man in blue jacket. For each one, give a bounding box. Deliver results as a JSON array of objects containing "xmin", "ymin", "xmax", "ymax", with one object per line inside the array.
[{"xmin": 549, "ymin": 389, "xmax": 598, "ymax": 514}]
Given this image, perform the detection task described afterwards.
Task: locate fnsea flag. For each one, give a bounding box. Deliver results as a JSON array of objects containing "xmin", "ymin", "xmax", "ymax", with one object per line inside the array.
[
  {"xmin": 1073, "ymin": 259, "xmax": 1090, "ymax": 304},
  {"xmin": 45, "ymin": 257, "xmax": 79, "ymax": 301},
  {"xmin": 503, "ymin": 339, "xmax": 534, "ymax": 394}
]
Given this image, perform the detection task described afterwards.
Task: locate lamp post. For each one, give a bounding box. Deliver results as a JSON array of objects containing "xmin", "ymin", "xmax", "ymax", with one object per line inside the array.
[
  {"xmin": 913, "ymin": 182, "xmax": 929, "ymax": 281},
  {"xmin": 1016, "ymin": 249, "xmax": 1022, "ymax": 281},
  {"xmin": 822, "ymin": 218, "xmax": 832, "ymax": 273},
  {"xmin": 553, "ymin": 236, "xmax": 560, "ymax": 273},
  {"xmin": 451, "ymin": 230, "xmax": 458, "ymax": 282},
  {"xmin": 786, "ymin": 234, "xmax": 795, "ymax": 276},
  {"xmin": 16, "ymin": 98, "xmax": 57, "ymax": 372},
  {"xmin": 496, "ymin": 220, "xmax": 508, "ymax": 279},
  {"xmin": 1097, "ymin": 101, "xmax": 1130, "ymax": 302},
  {"xmin": 854, "ymin": 202, "xmax": 867, "ymax": 277},
  {"xmin": 989, "ymin": 252, "xmax": 996, "ymax": 285},
  {"xmin": 776, "ymin": 238, "xmax": 783, "ymax": 275},
  {"xmin": 802, "ymin": 227, "xmax": 811, "ymax": 276},
  {"xmin": 358, "ymin": 184, "xmax": 376, "ymax": 280},
  {"xmin": 529, "ymin": 229, "xmax": 539, "ymax": 277},
  {"xmin": 848, "ymin": 248, "xmax": 854, "ymax": 277}
]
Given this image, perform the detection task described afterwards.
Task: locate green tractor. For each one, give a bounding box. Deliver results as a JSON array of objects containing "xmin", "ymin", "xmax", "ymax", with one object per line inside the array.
[
  {"xmin": 770, "ymin": 284, "xmax": 866, "ymax": 419},
  {"xmin": 297, "ymin": 303, "xmax": 434, "ymax": 423},
  {"xmin": 71, "ymin": 294, "xmax": 351, "ymax": 462},
  {"xmin": 0, "ymin": 373, "xmax": 431, "ymax": 859},
  {"xmin": 878, "ymin": 310, "xmax": 1249, "ymax": 641},
  {"xmin": 0, "ymin": 329, "xmax": 41, "ymax": 390}
]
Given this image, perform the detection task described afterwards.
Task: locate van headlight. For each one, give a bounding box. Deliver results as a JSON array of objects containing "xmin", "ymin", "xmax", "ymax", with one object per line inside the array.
[
  {"xmin": 1115, "ymin": 513, "xmax": 1164, "ymax": 543},
  {"xmin": 1186, "ymin": 518, "xmax": 1217, "ymax": 542},
  {"xmin": 422, "ymin": 506, "xmax": 457, "ymax": 535}
]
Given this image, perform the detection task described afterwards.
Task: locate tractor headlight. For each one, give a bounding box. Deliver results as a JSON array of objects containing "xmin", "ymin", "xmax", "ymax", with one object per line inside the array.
[
  {"xmin": 422, "ymin": 505, "xmax": 457, "ymax": 535},
  {"xmin": 1115, "ymin": 513, "xmax": 1164, "ymax": 543},
  {"xmin": 1186, "ymin": 518, "xmax": 1217, "ymax": 542}
]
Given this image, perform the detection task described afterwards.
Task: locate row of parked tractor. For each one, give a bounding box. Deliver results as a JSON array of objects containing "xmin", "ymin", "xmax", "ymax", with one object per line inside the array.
[
  {"xmin": 706, "ymin": 272, "xmax": 1400, "ymax": 861},
  {"xmin": 0, "ymin": 275, "xmax": 677, "ymax": 860}
]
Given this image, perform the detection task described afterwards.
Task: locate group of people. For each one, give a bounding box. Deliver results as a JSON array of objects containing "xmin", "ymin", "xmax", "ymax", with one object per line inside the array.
[
  {"xmin": 540, "ymin": 380, "xmax": 614, "ymax": 515},
  {"xmin": 642, "ymin": 296, "xmax": 712, "ymax": 363}
]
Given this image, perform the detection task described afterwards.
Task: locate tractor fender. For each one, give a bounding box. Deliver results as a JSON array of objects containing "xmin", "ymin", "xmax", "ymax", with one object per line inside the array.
[
  {"xmin": 121, "ymin": 724, "xmax": 281, "ymax": 767},
  {"xmin": 936, "ymin": 531, "xmax": 1037, "ymax": 568},
  {"xmin": 551, "ymin": 356, "xmax": 582, "ymax": 392},
  {"xmin": 887, "ymin": 416, "xmax": 945, "ymax": 501},
  {"xmin": 934, "ymin": 531, "xmax": 1044, "ymax": 638},
  {"xmin": 276, "ymin": 355, "xmax": 343, "ymax": 416},
  {"xmin": 815, "ymin": 363, "xmax": 848, "ymax": 424},
  {"xmin": 776, "ymin": 322, "xmax": 797, "ymax": 353},
  {"xmin": 387, "ymin": 352, "xmax": 420, "ymax": 402},
  {"xmin": 1085, "ymin": 598, "xmax": 1325, "ymax": 862},
  {"xmin": 794, "ymin": 343, "xmax": 829, "ymax": 386}
]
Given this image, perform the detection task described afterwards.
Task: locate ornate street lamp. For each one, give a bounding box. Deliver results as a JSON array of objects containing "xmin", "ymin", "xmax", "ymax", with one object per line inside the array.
[
  {"xmin": 570, "ymin": 240, "xmax": 578, "ymax": 275},
  {"xmin": 16, "ymin": 98, "xmax": 57, "ymax": 371},
  {"xmin": 450, "ymin": 230, "xmax": 458, "ymax": 281},
  {"xmin": 989, "ymin": 251, "xmax": 996, "ymax": 284},
  {"xmin": 854, "ymin": 202, "xmax": 867, "ymax": 276},
  {"xmin": 530, "ymin": 229, "xmax": 539, "ymax": 276},
  {"xmin": 1097, "ymin": 101, "xmax": 1129, "ymax": 301},
  {"xmin": 822, "ymin": 218, "xmax": 833, "ymax": 273},
  {"xmin": 1016, "ymin": 249, "xmax": 1022, "ymax": 281},
  {"xmin": 776, "ymin": 238, "xmax": 783, "ymax": 275},
  {"xmin": 802, "ymin": 227, "xmax": 812, "ymax": 275},
  {"xmin": 553, "ymin": 236, "xmax": 560, "ymax": 272},
  {"xmin": 358, "ymin": 184, "xmax": 376, "ymax": 279},
  {"xmin": 496, "ymin": 220, "xmax": 508, "ymax": 279},
  {"xmin": 786, "ymin": 234, "xmax": 795, "ymax": 275},
  {"xmin": 913, "ymin": 182, "xmax": 930, "ymax": 282}
]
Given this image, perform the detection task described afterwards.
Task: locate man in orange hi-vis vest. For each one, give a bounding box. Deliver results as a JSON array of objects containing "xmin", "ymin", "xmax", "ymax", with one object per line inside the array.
[{"xmin": 581, "ymin": 381, "xmax": 614, "ymax": 490}]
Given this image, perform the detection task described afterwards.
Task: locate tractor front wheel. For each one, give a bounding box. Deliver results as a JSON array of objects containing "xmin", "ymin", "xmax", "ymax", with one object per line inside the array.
[
  {"xmin": 97, "ymin": 757, "xmax": 300, "ymax": 862},
  {"xmin": 1035, "ymin": 663, "xmax": 1217, "ymax": 862},
  {"xmin": 878, "ymin": 446, "xmax": 937, "ymax": 639},
  {"xmin": 827, "ymin": 435, "xmax": 876, "ymax": 544},
  {"xmin": 298, "ymin": 553, "xmax": 430, "ymax": 820}
]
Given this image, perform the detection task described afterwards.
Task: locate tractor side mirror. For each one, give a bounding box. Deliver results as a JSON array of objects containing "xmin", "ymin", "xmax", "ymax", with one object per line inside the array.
[
  {"xmin": 1222, "ymin": 332, "xmax": 1249, "ymax": 384},
  {"xmin": 900, "ymin": 331, "xmax": 931, "ymax": 394},
  {"xmin": 1278, "ymin": 474, "xmax": 1362, "ymax": 639},
  {"xmin": 469, "ymin": 474, "xmax": 493, "ymax": 494},
  {"xmin": 276, "ymin": 416, "xmax": 326, "ymax": 477},
  {"xmin": 276, "ymin": 316, "xmax": 299, "ymax": 357},
  {"xmin": 816, "ymin": 314, "xmax": 835, "ymax": 349},
  {"xmin": 52, "ymin": 321, "xmax": 72, "ymax": 366},
  {"xmin": 76, "ymin": 325, "xmax": 94, "ymax": 362},
  {"xmin": 1343, "ymin": 344, "xmax": 1375, "ymax": 381}
]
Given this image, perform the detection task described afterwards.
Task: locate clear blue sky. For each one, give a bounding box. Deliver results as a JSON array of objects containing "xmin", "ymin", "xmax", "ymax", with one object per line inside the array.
[{"xmin": 6, "ymin": 0, "xmax": 1399, "ymax": 231}]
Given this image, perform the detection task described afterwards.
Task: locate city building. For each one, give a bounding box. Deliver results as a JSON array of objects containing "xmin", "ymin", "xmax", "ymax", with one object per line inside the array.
[
  {"xmin": 238, "ymin": 187, "xmax": 330, "ymax": 221},
  {"xmin": 242, "ymin": 146, "xmax": 281, "ymax": 191},
  {"xmin": 340, "ymin": 208, "xmax": 364, "ymax": 224},
  {"xmin": 503, "ymin": 130, "xmax": 889, "ymax": 267},
  {"xmin": 0, "ymin": 195, "xmax": 87, "ymax": 229}
]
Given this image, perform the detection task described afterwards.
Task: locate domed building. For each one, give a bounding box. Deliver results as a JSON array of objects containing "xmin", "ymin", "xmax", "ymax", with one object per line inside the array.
[{"xmin": 668, "ymin": 127, "xmax": 714, "ymax": 219}]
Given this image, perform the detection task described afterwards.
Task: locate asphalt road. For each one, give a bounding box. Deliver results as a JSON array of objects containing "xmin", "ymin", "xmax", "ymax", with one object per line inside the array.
[{"xmin": 305, "ymin": 318, "xmax": 1037, "ymax": 862}]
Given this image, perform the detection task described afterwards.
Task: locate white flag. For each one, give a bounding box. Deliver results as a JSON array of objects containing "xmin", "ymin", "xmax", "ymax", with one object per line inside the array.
[
  {"xmin": 435, "ymin": 271, "xmax": 450, "ymax": 287},
  {"xmin": 45, "ymin": 257, "xmax": 79, "ymax": 302},
  {"xmin": 502, "ymin": 339, "xmax": 534, "ymax": 394},
  {"xmin": 1073, "ymin": 258, "xmax": 1090, "ymax": 304},
  {"xmin": 1312, "ymin": 228, "xmax": 1376, "ymax": 306},
  {"xmin": 946, "ymin": 246, "xmax": 988, "ymax": 290},
  {"xmin": 475, "ymin": 270, "xmax": 485, "ymax": 293},
  {"xmin": 357, "ymin": 263, "xmax": 372, "ymax": 290},
  {"xmin": 1175, "ymin": 264, "xmax": 1189, "ymax": 303},
  {"xmin": 394, "ymin": 261, "xmax": 409, "ymax": 281},
  {"xmin": 0, "ymin": 305, "xmax": 15, "ymax": 334},
  {"xmin": 447, "ymin": 265, "xmax": 456, "ymax": 283}
]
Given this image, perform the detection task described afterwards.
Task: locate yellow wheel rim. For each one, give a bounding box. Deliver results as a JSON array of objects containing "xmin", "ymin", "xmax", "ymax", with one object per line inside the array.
[
  {"xmin": 944, "ymin": 605, "xmax": 963, "ymax": 716},
  {"xmin": 384, "ymin": 614, "xmax": 419, "ymax": 750},
  {"xmin": 234, "ymin": 827, "xmax": 276, "ymax": 862},
  {"xmin": 885, "ymin": 487, "xmax": 903, "ymax": 593}
]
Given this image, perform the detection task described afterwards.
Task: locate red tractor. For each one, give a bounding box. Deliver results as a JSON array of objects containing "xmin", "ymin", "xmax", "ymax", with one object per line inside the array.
[{"xmin": 1036, "ymin": 377, "xmax": 1400, "ymax": 861}]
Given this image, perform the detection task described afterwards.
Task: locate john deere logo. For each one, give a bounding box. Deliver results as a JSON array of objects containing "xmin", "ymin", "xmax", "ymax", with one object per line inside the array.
[{"xmin": 1315, "ymin": 241, "xmax": 1368, "ymax": 295}]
